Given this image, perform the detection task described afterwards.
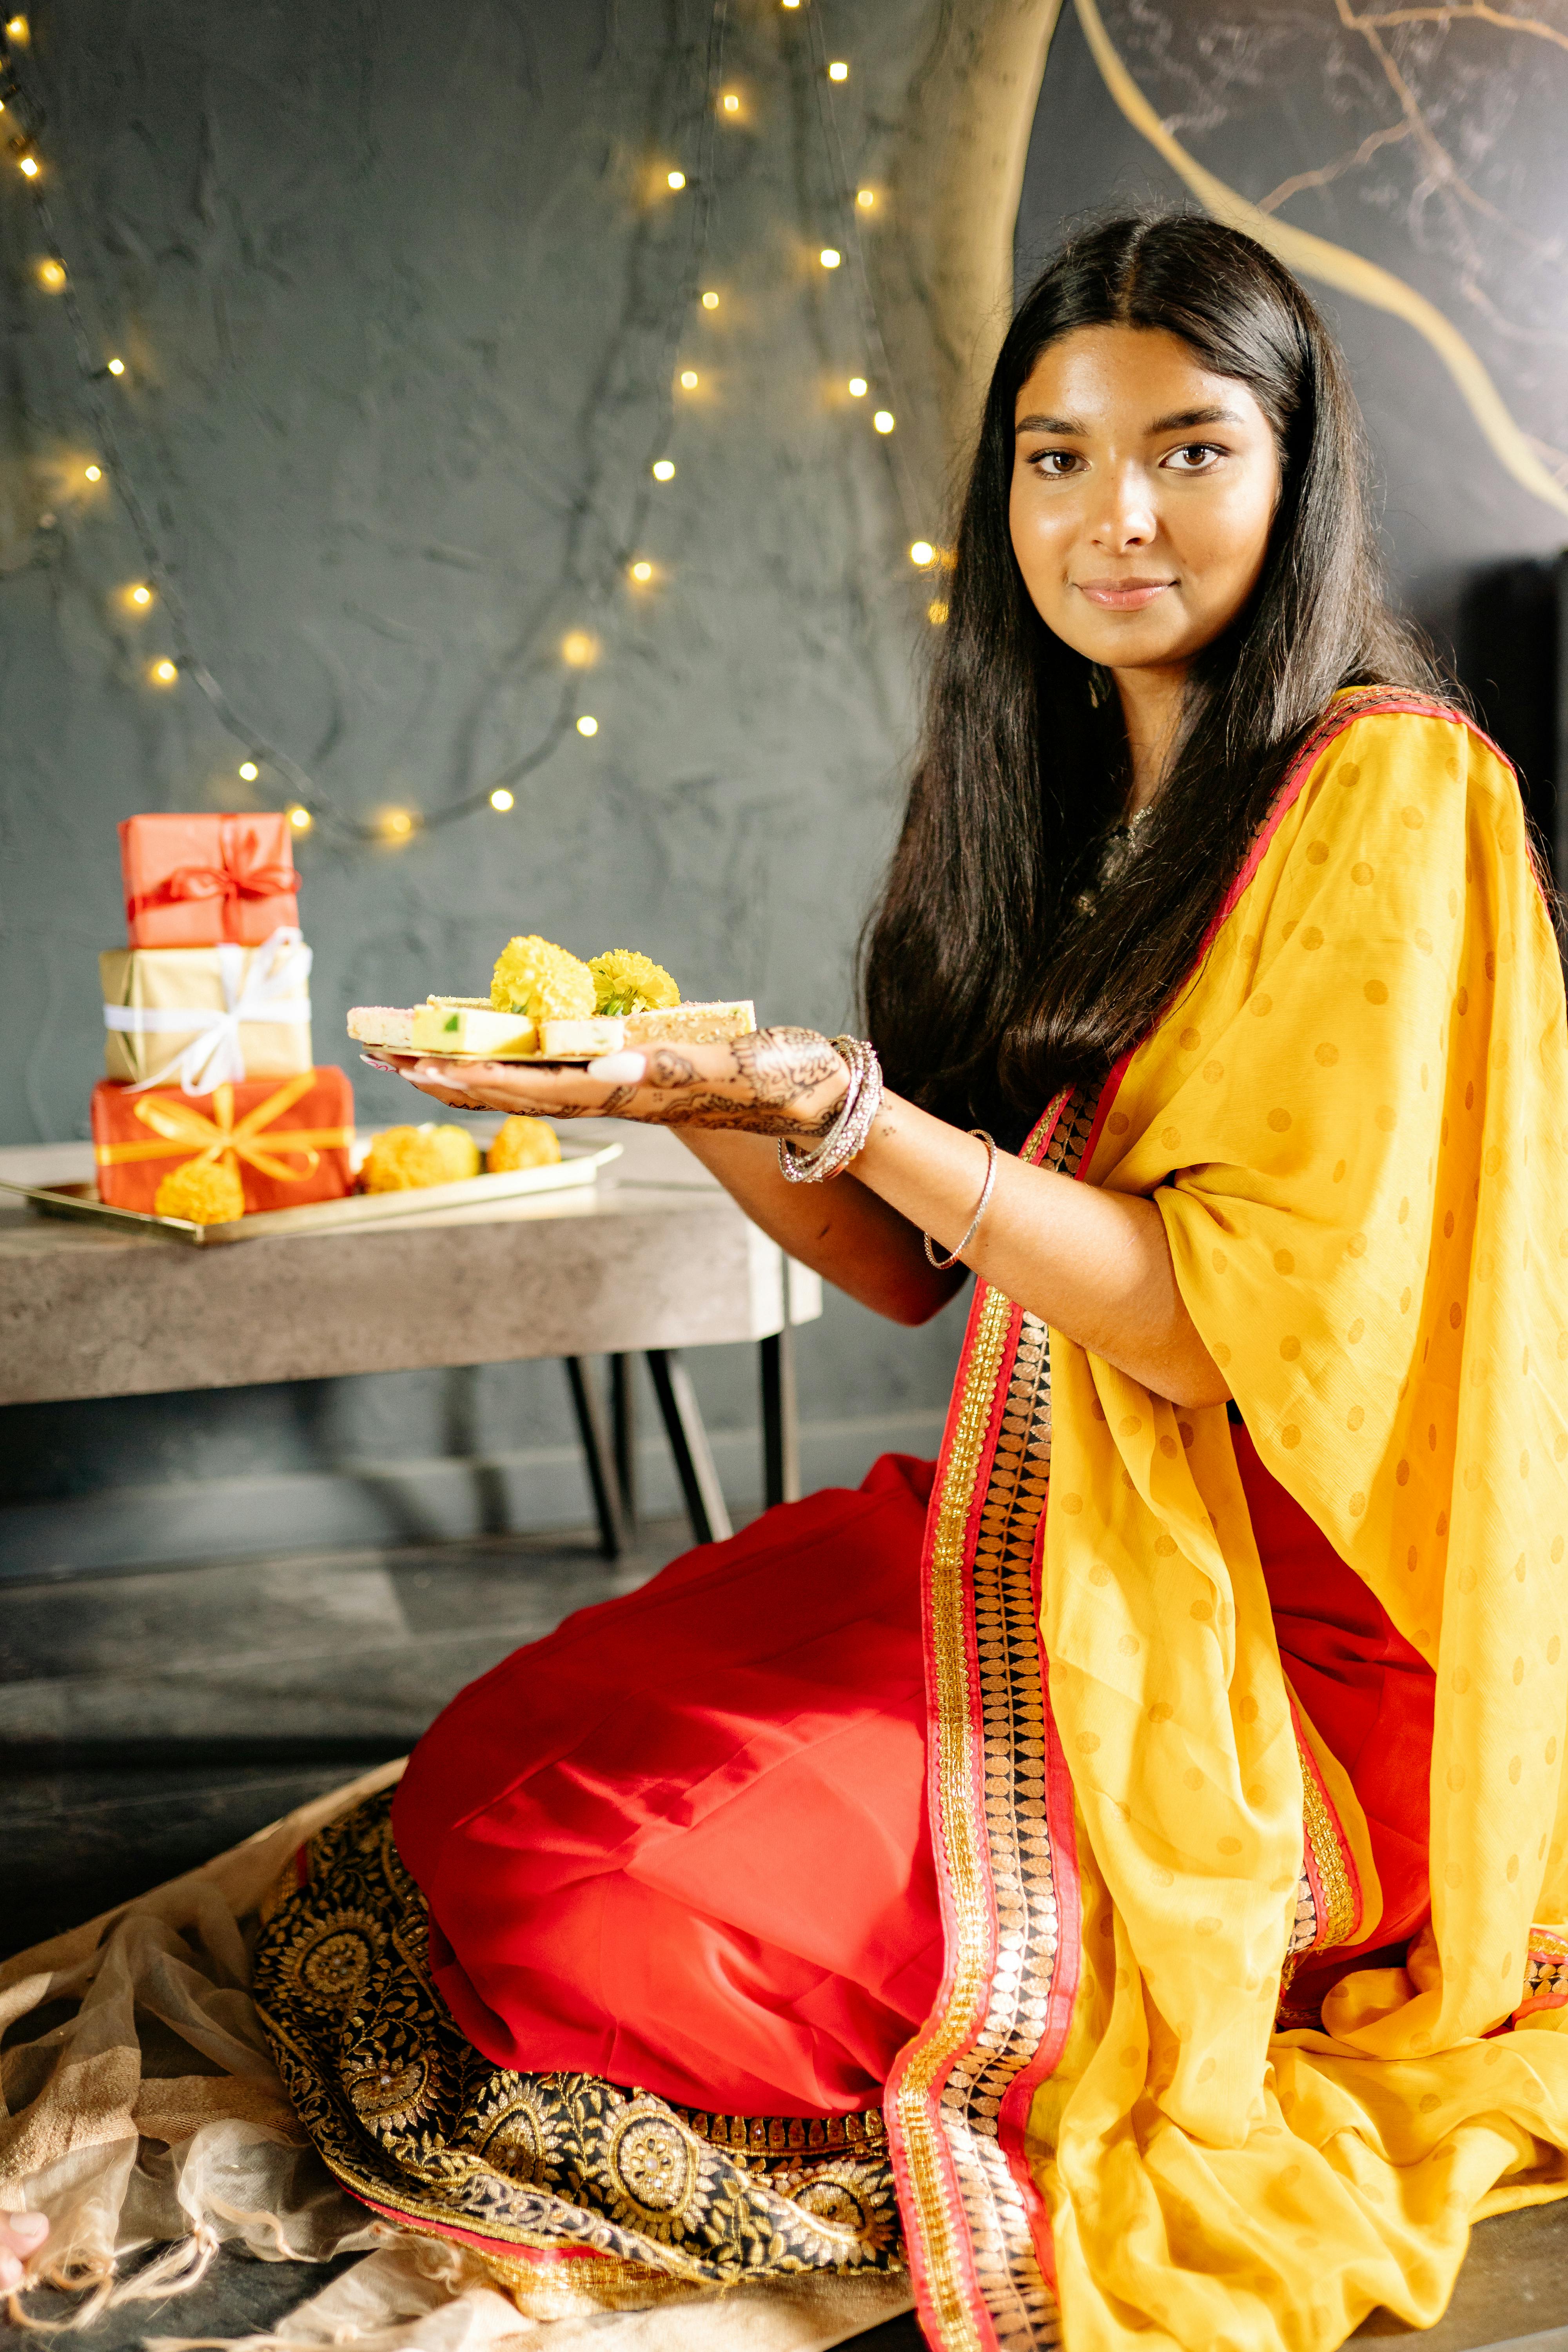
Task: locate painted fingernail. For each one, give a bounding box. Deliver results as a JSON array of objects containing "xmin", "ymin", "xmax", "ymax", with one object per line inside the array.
[
  {"xmin": 9, "ymin": 2216, "xmax": 47, "ymax": 2249},
  {"xmin": 587, "ymin": 1052, "xmax": 646, "ymax": 1082}
]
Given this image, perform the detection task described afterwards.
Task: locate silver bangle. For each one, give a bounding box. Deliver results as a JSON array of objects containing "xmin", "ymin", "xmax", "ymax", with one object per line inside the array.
[
  {"xmin": 924, "ymin": 1130, "xmax": 998, "ymax": 1269},
  {"xmin": 777, "ymin": 1037, "xmax": 883, "ymax": 1184}
]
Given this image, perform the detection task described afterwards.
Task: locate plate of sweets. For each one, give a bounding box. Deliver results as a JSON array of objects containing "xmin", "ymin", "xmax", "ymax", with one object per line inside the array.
[{"xmin": 348, "ymin": 936, "xmax": 755, "ymax": 1064}]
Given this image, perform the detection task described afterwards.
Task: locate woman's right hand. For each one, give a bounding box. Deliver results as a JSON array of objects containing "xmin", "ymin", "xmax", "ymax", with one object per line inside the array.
[{"xmin": 389, "ymin": 1025, "xmax": 852, "ymax": 1142}]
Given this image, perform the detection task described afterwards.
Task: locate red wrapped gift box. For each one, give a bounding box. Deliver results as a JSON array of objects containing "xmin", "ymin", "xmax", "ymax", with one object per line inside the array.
[
  {"xmin": 119, "ymin": 812, "xmax": 301, "ymax": 948},
  {"xmin": 91, "ymin": 1067, "xmax": 354, "ymax": 1215}
]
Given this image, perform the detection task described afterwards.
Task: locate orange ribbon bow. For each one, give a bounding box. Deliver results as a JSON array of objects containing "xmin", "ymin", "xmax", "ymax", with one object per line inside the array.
[{"xmin": 93, "ymin": 1073, "xmax": 352, "ymax": 1185}]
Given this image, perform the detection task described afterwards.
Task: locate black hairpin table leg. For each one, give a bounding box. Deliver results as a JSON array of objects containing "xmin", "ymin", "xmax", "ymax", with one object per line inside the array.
[
  {"xmin": 646, "ymin": 1349, "xmax": 732, "ymax": 1546},
  {"xmin": 610, "ymin": 1353, "xmax": 638, "ymax": 1537},
  {"xmin": 760, "ymin": 1323, "xmax": 800, "ymax": 1510},
  {"xmin": 564, "ymin": 1356, "xmax": 624, "ymax": 1559}
]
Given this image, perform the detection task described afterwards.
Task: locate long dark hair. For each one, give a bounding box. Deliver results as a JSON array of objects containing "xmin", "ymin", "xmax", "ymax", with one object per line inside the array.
[{"xmin": 861, "ymin": 214, "xmax": 1440, "ymax": 1143}]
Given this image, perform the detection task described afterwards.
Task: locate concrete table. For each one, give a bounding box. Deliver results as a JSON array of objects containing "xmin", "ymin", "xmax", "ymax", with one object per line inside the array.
[{"xmin": 0, "ymin": 1123, "xmax": 821, "ymax": 1557}]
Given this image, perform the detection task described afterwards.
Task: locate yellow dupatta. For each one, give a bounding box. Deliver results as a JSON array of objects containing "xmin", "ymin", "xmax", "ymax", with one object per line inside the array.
[{"xmin": 1034, "ymin": 697, "xmax": 1568, "ymax": 2347}]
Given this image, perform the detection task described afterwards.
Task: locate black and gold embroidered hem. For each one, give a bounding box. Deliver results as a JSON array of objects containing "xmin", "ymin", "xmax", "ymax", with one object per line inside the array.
[{"xmin": 252, "ymin": 1790, "xmax": 905, "ymax": 2312}]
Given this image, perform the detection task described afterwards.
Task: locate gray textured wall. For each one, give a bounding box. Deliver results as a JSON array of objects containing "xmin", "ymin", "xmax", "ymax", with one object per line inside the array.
[
  {"xmin": 0, "ymin": 0, "xmax": 976, "ymax": 1563},
  {"xmin": 8, "ymin": 0, "xmax": 1561, "ymax": 1569}
]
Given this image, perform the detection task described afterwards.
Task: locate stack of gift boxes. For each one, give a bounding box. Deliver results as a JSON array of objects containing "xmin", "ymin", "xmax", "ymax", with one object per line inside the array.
[{"xmin": 91, "ymin": 813, "xmax": 356, "ymax": 1226}]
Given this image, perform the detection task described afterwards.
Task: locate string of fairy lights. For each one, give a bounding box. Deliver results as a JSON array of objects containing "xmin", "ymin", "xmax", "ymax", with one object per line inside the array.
[{"xmin": 2, "ymin": 1, "xmax": 947, "ymax": 855}]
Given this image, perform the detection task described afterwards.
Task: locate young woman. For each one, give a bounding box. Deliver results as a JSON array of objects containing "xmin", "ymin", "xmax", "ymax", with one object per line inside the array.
[{"xmin": 252, "ymin": 217, "xmax": 1568, "ymax": 2350}]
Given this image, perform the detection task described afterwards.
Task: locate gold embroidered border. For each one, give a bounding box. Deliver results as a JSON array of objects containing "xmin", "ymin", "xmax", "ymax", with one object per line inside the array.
[
  {"xmin": 1515, "ymin": 1927, "xmax": 1568, "ymax": 2022},
  {"xmin": 893, "ymin": 1090, "xmax": 1098, "ymax": 2352},
  {"xmin": 1297, "ymin": 1729, "xmax": 1358, "ymax": 1953}
]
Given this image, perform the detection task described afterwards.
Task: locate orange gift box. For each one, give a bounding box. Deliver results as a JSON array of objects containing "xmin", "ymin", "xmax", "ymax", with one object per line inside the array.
[
  {"xmin": 119, "ymin": 812, "xmax": 301, "ymax": 948},
  {"xmin": 91, "ymin": 1067, "xmax": 354, "ymax": 1215}
]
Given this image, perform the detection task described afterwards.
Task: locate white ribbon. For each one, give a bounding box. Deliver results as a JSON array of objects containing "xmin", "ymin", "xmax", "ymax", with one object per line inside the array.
[{"xmin": 107, "ymin": 927, "xmax": 313, "ymax": 1095}]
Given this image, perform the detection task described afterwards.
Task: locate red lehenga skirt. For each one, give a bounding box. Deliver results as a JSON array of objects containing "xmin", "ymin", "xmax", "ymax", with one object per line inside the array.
[
  {"xmin": 392, "ymin": 1435, "xmax": 1434, "ymax": 2117},
  {"xmin": 253, "ymin": 1428, "xmax": 1437, "ymax": 2323}
]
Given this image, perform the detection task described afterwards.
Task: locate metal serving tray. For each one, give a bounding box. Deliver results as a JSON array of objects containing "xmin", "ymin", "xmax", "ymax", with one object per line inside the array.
[{"xmin": 0, "ymin": 1134, "xmax": 622, "ymax": 1247}]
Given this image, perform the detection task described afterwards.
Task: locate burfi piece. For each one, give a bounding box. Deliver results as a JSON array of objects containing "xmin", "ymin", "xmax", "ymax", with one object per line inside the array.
[
  {"xmin": 347, "ymin": 1005, "xmax": 417, "ymax": 1053},
  {"xmin": 410, "ymin": 1004, "xmax": 539, "ymax": 1056},
  {"xmin": 537, "ymin": 1017, "xmax": 628, "ymax": 1057},
  {"xmin": 624, "ymin": 1000, "xmax": 756, "ymax": 1045}
]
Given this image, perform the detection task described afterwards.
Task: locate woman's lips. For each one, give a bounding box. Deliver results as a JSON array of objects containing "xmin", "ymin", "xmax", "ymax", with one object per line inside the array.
[{"xmin": 1074, "ymin": 579, "xmax": 1176, "ymax": 610}]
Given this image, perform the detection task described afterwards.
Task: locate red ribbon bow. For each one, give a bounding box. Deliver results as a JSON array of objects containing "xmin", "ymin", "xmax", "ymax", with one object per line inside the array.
[
  {"xmin": 126, "ymin": 818, "xmax": 300, "ymax": 930},
  {"xmin": 128, "ymin": 858, "xmax": 300, "ymax": 917}
]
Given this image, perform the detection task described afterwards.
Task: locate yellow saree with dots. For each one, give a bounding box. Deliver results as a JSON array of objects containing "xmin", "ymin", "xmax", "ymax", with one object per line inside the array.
[
  {"xmin": 131, "ymin": 689, "xmax": 1565, "ymax": 2352},
  {"xmin": 886, "ymin": 690, "xmax": 1568, "ymax": 2348}
]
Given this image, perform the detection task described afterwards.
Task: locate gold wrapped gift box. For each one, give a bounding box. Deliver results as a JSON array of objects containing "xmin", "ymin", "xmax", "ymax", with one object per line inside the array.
[{"xmin": 101, "ymin": 927, "xmax": 313, "ymax": 1091}]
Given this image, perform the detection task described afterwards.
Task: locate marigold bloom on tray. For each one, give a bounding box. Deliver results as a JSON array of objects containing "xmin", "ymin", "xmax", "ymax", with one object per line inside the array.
[
  {"xmin": 489, "ymin": 935, "xmax": 596, "ymax": 1023},
  {"xmin": 486, "ymin": 1116, "xmax": 561, "ymax": 1174},
  {"xmin": 153, "ymin": 1158, "xmax": 246, "ymax": 1225},
  {"xmin": 361, "ymin": 1125, "xmax": 481, "ymax": 1192},
  {"xmin": 588, "ymin": 949, "xmax": 681, "ymax": 1016}
]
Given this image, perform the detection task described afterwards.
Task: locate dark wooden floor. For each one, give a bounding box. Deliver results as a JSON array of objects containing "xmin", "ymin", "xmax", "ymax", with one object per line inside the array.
[{"xmin": 2, "ymin": 1529, "xmax": 1565, "ymax": 2351}]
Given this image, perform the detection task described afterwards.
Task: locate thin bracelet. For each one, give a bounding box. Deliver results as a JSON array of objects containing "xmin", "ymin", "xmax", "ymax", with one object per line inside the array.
[{"xmin": 924, "ymin": 1130, "xmax": 998, "ymax": 1269}]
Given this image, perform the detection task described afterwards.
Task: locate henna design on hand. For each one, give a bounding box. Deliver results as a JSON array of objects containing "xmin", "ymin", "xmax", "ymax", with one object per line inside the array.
[{"xmin": 401, "ymin": 1028, "xmax": 849, "ymax": 1139}]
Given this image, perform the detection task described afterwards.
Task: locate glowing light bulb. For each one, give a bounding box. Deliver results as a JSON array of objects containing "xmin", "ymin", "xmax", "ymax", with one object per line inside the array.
[
  {"xmin": 130, "ymin": 583, "xmax": 152, "ymax": 606},
  {"xmin": 848, "ymin": 376, "xmax": 867, "ymax": 397},
  {"xmin": 84, "ymin": 463, "xmax": 102, "ymax": 481},
  {"xmin": 630, "ymin": 560, "xmax": 654, "ymax": 584},
  {"xmin": 652, "ymin": 458, "xmax": 675, "ymax": 481},
  {"xmin": 857, "ymin": 188, "xmax": 875, "ymax": 209},
  {"xmin": 19, "ymin": 154, "xmax": 38, "ymax": 177},
  {"xmin": 238, "ymin": 760, "xmax": 259, "ymax": 780},
  {"xmin": 561, "ymin": 629, "xmax": 598, "ymax": 668},
  {"xmin": 6, "ymin": 15, "xmax": 30, "ymax": 40},
  {"xmin": 576, "ymin": 715, "xmax": 599, "ymax": 738},
  {"xmin": 927, "ymin": 600, "xmax": 949, "ymax": 626},
  {"xmin": 701, "ymin": 290, "xmax": 720, "ymax": 310},
  {"xmin": 666, "ymin": 170, "xmax": 686, "ymax": 190},
  {"xmin": 490, "ymin": 787, "xmax": 514, "ymax": 812},
  {"xmin": 910, "ymin": 541, "xmax": 935, "ymax": 567},
  {"xmin": 819, "ymin": 247, "xmax": 841, "ymax": 270},
  {"xmin": 782, "ymin": 1, "xmax": 800, "ymax": 9},
  {"xmin": 721, "ymin": 93, "xmax": 740, "ymax": 113},
  {"xmin": 107, "ymin": 356, "xmax": 125, "ymax": 376},
  {"xmin": 679, "ymin": 368, "xmax": 699, "ymax": 389},
  {"xmin": 150, "ymin": 658, "xmax": 178, "ymax": 686},
  {"xmin": 873, "ymin": 410, "xmax": 894, "ymax": 434},
  {"xmin": 287, "ymin": 804, "xmax": 313, "ymax": 831},
  {"xmin": 828, "ymin": 60, "xmax": 848, "ymax": 81},
  {"xmin": 381, "ymin": 808, "xmax": 414, "ymax": 841},
  {"xmin": 37, "ymin": 258, "xmax": 64, "ymax": 290}
]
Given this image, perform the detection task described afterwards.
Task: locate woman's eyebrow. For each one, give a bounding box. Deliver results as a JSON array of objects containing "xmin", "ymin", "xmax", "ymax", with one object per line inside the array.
[
  {"xmin": 1014, "ymin": 403, "xmax": 1247, "ymax": 437},
  {"xmin": 1146, "ymin": 404, "xmax": 1245, "ymax": 433}
]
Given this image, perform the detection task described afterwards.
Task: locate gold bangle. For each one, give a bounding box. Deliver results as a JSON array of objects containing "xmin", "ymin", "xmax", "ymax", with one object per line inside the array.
[{"xmin": 924, "ymin": 1130, "xmax": 998, "ymax": 1269}]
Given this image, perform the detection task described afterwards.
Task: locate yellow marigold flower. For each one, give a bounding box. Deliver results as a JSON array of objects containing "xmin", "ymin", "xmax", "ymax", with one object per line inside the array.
[
  {"xmin": 589, "ymin": 949, "xmax": 681, "ymax": 1017},
  {"xmin": 154, "ymin": 1157, "xmax": 246, "ymax": 1225},
  {"xmin": 486, "ymin": 1115, "xmax": 562, "ymax": 1174},
  {"xmin": 490, "ymin": 935, "xmax": 595, "ymax": 1022},
  {"xmin": 362, "ymin": 1124, "xmax": 481, "ymax": 1192}
]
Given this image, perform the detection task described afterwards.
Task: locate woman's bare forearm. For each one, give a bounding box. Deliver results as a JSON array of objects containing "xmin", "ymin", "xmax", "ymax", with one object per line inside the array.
[
  {"xmin": 850, "ymin": 1092, "xmax": 1228, "ymax": 1407},
  {"xmin": 675, "ymin": 1129, "xmax": 965, "ymax": 1325}
]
